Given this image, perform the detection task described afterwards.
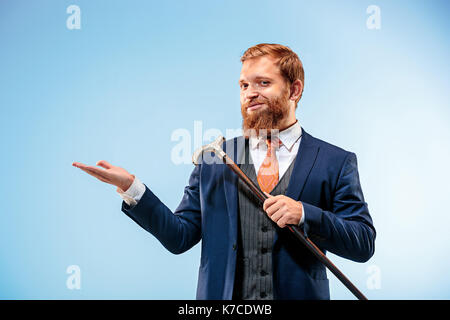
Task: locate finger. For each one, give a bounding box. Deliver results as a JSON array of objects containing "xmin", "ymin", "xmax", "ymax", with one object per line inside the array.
[
  {"xmin": 273, "ymin": 210, "xmax": 292, "ymax": 228},
  {"xmin": 263, "ymin": 195, "xmax": 278, "ymax": 211},
  {"xmin": 263, "ymin": 199, "xmax": 273, "ymax": 212},
  {"xmin": 75, "ymin": 163, "xmax": 115, "ymax": 184},
  {"xmin": 270, "ymin": 209, "xmax": 284, "ymax": 224},
  {"xmin": 276, "ymin": 216, "xmax": 288, "ymax": 228},
  {"xmin": 96, "ymin": 160, "xmax": 113, "ymax": 169},
  {"xmin": 79, "ymin": 168, "xmax": 109, "ymax": 183},
  {"xmin": 72, "ymin": 162, "xmax": 87, "ymax": 168},
  {"xmin": 83, "ymin": 167, "xmax": 110, "ymax": 180},
  {"xmin": 265, "ymin": 200, "xmax": 284, "ymax": 217},
  {"xmin": 74, "ymin": 162, "xmax": 110, "ymax": 176},
  {"xmin": 263, "ymin": 194, "xmax": 283, "ymax": 211},
  {"xmin": 79, "ymin": 167, "xmax": 111, "ymax": 183},
  {"xmin": 81, "ymin": 169, "xmax": 112, "ymax": 184},
  {"xmin": 75, "ymin": 164, "xmax": 107, "ymax": 175},
  {"xmin": 73, "ymin": 162, "xmax": 97, "ymax": 171}
]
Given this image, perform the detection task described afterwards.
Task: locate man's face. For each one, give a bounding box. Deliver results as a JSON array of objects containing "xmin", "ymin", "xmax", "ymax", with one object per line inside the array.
[{"xmin": 239, "ymin": 55, "xmax": 291, "ymax": 136}]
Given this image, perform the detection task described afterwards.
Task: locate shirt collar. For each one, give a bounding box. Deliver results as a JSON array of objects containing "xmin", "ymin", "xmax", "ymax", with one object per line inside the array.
[{"xmin": 249, "ymin": 120, "xmax": 302, "ymax": 151}]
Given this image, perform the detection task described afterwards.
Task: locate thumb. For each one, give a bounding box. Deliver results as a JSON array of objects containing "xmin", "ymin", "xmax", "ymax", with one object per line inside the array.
[
  {"xmin": 96, "ymin": 160, "xmax": 113, "ymax": 169},
  {"xmin": 263, "ymin": 191, "xmax": 273, "ymax": 198}
]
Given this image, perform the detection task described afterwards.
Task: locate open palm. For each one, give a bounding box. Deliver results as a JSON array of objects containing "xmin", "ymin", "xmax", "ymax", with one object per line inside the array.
[{"xmin": 72, "ymin": 160, "xmax": 134, "ymax": 192}]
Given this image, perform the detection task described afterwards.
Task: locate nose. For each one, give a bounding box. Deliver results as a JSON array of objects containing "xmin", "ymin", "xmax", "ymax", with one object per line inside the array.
[{"xmin": 244, "ymin": 87, "xmax": 260, "ymax": 102}]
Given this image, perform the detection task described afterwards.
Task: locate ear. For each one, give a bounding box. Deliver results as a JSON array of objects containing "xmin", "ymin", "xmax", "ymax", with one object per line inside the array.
[{"xmin": 289, "ymin": 79, "xmax": 303, "ymax": 102}]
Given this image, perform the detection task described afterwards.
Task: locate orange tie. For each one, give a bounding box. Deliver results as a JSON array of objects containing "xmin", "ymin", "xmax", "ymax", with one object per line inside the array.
[{"xmin": 257, "ymin": 137, "xmax": 281, "ymax": 194}]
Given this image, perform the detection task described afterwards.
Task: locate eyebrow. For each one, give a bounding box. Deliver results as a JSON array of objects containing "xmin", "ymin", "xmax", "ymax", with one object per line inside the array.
[{"xmin": 238, "ymin": 76, "xmax": 273, "ymax": 84}]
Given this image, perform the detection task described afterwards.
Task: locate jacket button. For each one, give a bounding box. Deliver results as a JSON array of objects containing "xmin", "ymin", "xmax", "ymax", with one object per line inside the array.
[{"xmin": 232, "ymin": 244, "xmax": 237, "ymax": 251}]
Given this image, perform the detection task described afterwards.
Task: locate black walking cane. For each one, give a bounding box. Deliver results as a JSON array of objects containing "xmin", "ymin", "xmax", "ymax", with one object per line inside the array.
[{"xmin": 192, "ymin": 135, "xmax": 368, "ymax": 300}]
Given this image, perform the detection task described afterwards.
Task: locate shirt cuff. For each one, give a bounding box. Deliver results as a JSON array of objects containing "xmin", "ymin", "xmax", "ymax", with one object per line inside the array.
[
  {"xmin": 299, "ymin": 202, "xmax": 305, "ymax": 226},
  {"xmin": 117, "ymin": 176, "xmax": 146, "ymax": 207}
]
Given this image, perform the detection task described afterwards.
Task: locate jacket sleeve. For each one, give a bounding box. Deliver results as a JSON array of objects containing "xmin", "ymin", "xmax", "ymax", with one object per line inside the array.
[
  {"xmin": 121, "ymin": 164, "xmax": 202, "ymax": 254},
  {"xmin": 302, "ymin": 152, "xmax": 376, "ymax": 263}
]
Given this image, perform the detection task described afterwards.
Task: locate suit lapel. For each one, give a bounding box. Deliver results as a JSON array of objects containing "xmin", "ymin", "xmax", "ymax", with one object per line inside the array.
[
  {"xmin": 285, "ymin": 129, "xmax": 320, "ymax": 201},
  {"xmin": 223, "ymin": 136, "xmax": 246, "ymax": 243}
]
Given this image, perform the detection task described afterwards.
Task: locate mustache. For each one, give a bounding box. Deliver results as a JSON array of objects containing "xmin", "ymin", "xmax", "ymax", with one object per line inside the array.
[{"xmin": 242, "ymin": 99, "xmax": 268, "ymax": 109}]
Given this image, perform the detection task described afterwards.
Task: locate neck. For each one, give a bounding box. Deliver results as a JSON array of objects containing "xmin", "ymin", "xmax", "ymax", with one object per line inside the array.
[
  {"xmin": 277, "ymin": 103, "xmax": 297, "ymax": 131},
  {"xmin": 258, "ymin": 119, "xmax": 298, "ymax": 139},
  {"xmin": 278, "ymin": 118, "xmax": 298, "ymax": 132}
]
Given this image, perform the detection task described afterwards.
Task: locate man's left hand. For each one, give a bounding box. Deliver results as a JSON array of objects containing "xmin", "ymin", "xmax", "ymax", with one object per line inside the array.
[{"xmin": 262, "ymin": 192, "xmax": 303, "ymax": 228}]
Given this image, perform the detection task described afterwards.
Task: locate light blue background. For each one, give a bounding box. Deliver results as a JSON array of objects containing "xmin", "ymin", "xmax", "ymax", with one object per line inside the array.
[{"xmin": 1, "ymin": 0, "xmax": 449, "ymax": 299}]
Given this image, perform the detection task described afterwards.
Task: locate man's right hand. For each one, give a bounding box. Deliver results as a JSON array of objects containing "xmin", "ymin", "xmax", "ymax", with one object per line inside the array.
[{"xmin": 72, "ymin": 160, "xmax": 135, "ymax": 192}]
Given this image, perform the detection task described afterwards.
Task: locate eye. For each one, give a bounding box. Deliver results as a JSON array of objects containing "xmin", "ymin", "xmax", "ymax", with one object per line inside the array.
[
  {"xmin": 261, "ymin": 81, "xmax": 270, "ymax": 86},
  {"xmin": 240, "ymin": 83, "xmax": 248, "ymax": 89}
]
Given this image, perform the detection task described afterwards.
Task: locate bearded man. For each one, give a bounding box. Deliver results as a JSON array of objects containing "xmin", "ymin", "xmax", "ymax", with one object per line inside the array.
[{"xmin": 73, "ymin": 43, "xmax": 376, "ymax": 300}]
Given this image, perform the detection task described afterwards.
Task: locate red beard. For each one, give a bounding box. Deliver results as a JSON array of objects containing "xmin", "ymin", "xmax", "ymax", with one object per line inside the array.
[{"xmin": 241, "ymin": 89, "xmax": 290, "ymax": 138}]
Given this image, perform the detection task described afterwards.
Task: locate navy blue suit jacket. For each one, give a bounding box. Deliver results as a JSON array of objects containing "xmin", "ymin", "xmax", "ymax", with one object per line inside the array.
[{"xmin": 122, "ymin": 129, "xmax": 376, "ymax": 300}]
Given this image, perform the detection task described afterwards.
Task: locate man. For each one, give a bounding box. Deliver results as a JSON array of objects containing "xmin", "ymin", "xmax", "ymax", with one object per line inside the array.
[{"xmin": 73, "ymin": 43, "xmax": 376, "ymax": 300}]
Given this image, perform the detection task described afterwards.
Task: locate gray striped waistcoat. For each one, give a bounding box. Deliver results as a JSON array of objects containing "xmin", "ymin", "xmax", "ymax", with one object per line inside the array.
[{"xmin": 233, "ymin": 139, "xmax": 297, "ymax": 300}]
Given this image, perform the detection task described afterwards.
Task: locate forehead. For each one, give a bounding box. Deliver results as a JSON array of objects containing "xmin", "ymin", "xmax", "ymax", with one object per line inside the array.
[{"xmin": 239, "ymin": 55, "xmax": 283, "ymax": 81}]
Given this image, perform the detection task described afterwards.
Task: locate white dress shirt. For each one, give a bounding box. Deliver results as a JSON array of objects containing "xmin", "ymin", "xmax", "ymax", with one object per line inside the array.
[
  {"xmin": 249, "ymin": 120, "xmax": 302, "ymax": 181},
  {"xmin": 118, "ymin": 120, "xmax": 305, "ymax": 224}
]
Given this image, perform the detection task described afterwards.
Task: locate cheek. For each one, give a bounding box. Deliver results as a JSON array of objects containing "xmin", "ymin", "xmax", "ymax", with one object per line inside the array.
[{"xmin": 262, "ymin": 86, "xmax": 280, "ymax": 98}]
